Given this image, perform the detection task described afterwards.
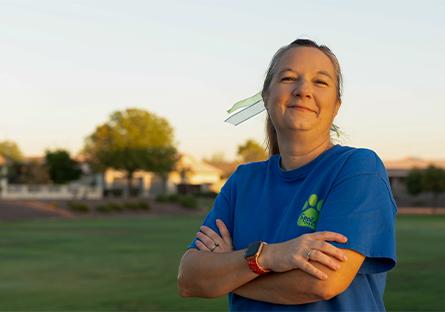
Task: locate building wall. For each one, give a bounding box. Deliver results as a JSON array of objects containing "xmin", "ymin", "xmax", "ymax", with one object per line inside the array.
[{"xmin": 0, "ymin": 181, "xmax": 102, "ymax": 200}]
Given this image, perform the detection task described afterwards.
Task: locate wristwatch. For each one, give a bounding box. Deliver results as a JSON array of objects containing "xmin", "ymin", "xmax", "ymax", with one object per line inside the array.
[{"xmin": 244, "ymin": 241, "xmax": 271, "ymax": 275}]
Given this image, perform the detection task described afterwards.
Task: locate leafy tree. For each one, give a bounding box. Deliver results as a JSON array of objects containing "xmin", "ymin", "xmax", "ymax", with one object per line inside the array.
[
  {"xmin": 237, "ymin": 139, "xmax": 267, "ymax": 163},
  {"xmin": 422, "ymin": 165, "xmax": 445, "ymax": 207},
  {"xmin": 45, "ymin": 149, "xmax": 82, "ymax": 184},
  {"xmin": 406, "ymin": 168, "xmax": 423, "ymax": 196},
  {"xmin": 83, "ymin": 108, "xmax": 178, "ymax": 196},
  {"xmin": 8, "ymin": 161, "xmax": 50, "ymax": 184},
  {"xmin": 0, "ymin": 141, "xmax": 25, "ymax": 183},
  {"xmin": 0, "ymin": 140, "xmax": 24, "ymax": 162},
  {"xmin": 406, "ymin": 165, "xmax": 445, "ymax": 208}
]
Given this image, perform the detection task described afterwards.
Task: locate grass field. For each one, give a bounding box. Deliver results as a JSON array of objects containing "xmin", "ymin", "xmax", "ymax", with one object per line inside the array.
[{"xmin": 0, "ymin": 215, "xmax": 444, "ymax": 311}]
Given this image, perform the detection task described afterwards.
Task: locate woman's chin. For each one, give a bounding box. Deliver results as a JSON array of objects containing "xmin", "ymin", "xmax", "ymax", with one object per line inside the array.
[
  {"xmin": 284, "ymin": 121, "xmax": 313, "ymax": 132},
  {"xmin": 277, "ymin": 126, "xmax": 313, "ymax": 137}
]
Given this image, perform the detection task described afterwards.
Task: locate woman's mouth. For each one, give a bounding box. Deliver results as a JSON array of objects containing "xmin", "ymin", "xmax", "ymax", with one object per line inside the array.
[{"xmin": 288, "ymin": 106, "xmax": 315, "ymax": 113}]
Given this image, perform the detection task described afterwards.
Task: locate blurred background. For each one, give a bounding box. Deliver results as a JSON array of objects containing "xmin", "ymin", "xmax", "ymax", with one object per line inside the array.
[{"xmin": 0, "ymin": 0, "xmax": 444, "ymax": 311}]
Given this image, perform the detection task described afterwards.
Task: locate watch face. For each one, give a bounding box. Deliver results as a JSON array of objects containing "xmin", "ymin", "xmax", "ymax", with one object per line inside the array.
[{"xmin": 245, "ymin": 241, "xmax": 262, "ymax": 258}]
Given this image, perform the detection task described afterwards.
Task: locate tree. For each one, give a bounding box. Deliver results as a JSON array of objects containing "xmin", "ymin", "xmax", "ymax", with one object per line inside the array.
[
  {"xmin": 45, "ymin": 149, "xmax": 82, "ymax": 184},
  {"xmin": 83, "ymin": 108, "xmax": 178, "ymax": 196},
  {"xmin": 0, "ymin": 140, "xmax": 24, "ymax": 162},
  {"xmin": 406, "ymin": 165, "xmax": 445, "ymax": 209},
  {"xmin": 406, "ymin": 168, "xmax": 423, "ymax": 196},
  {"xmin": 0, "ymin": 141, "xmax": 30, "ymax": 183},
  {"xmin": 237, "ymin": 139, "xmax": 267, "ymax": 163},
  {"xmin": 8, "ymin": 160, "xmax": 51, "ymax": 184},
  {"xmin": 422, "ymin": 166, "xmax": 445, "ymax": 208}
]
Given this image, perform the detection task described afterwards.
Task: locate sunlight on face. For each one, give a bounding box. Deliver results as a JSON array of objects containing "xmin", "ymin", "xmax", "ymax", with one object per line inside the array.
[{"xmin": 265, "ymin": 47, "xmax": 341, "ymax": 137}]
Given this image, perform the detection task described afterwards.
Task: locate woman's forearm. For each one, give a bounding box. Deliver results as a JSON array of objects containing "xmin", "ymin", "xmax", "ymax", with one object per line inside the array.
[
  {"xmin": 233, "ymin": 269, "xmax": 323, "ymax": 305},
  {"xmin": 177, "ymin": 248, "xmax": 258, "ymax": 298},
  {"xmin": 233, "ymin": 249, "xmax": 364, "ymax": 305}
]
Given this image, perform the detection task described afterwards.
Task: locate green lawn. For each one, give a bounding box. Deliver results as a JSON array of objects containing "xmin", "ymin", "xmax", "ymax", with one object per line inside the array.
[{"xmin": 0, "ymin": 215, "xmax": 444, "ymax": 311}]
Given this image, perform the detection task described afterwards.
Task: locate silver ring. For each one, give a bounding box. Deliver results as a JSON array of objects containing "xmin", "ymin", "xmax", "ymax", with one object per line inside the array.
[
  {"xmin": 210, "ymin": 244, "xmax": 217, "ymax": 252},
  {"xmin": 304, "ymin": 248, "xmax": 313, "ymax": 260}
]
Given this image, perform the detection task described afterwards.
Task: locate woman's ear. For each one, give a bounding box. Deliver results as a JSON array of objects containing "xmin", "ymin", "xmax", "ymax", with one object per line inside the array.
[{"xmin": 333, "ymin": 100, "xmax": 341, "ymax": 117}]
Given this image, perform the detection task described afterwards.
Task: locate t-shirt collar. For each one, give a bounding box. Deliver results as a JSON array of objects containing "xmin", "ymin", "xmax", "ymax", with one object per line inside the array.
[{"xmin": 272, "ymin": 144, "xmax": 341, "ymax": 181}]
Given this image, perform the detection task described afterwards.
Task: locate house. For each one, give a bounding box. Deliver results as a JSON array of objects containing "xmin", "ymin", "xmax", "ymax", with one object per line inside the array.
[
  {"xmin": 103, "ymin": 153, "xmax": 224, "ymax": 197},
  {"xmin": 0, "ymin": 155, "xmax": 102, "ymax": 200}
]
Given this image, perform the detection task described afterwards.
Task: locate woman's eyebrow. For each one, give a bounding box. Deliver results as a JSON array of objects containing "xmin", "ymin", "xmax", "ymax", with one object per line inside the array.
[
  {"xmin": 277, "ymin": 68, "xmax": 295, "ymax": 75},
  {"xmin": 317, "ymin": 70, "xmax": 334, "ymax": 81},
  {"xmin": 278, "ymin": 68, "xmax": 334, "ymax": 81}
]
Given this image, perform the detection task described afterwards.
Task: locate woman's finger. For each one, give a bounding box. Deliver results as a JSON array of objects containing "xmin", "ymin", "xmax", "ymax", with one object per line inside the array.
[
  {"xmin": 300, "ymin": 259, "xmax": 328, "ymax": 280},
  {"xmin": 314, "ymin": 241, "xmax": 348, "ymax": 261},
  {"xmin": 310, "ymin": 231, "xmax": 348, "ymax": 243},
  {"xmin": 307, "ymin": 249, "xmax": 341, "ymax": 271},
  {"xmin": 216, "ymin": 219, "xmax": 232, "ymax": 245},
  {"xmin": 200, "ymin": 225, "xmax": 224, "ymax": 245},
  {"xmin": 195, "ymin": 239, "xmax": 211, "ymax": 252},
  {"xmin": 196, "ymin": 231, "xmax": 217, "ymax": 250}
]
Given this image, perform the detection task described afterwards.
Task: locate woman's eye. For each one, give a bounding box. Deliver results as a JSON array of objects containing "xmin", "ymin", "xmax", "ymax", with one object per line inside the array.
[
  {"xmin": 281, "ymin": 76, "xmax": 296, "ymax": 82},
  {"xmin": 315, "ymin": 80, "xmax": 328, "ymax": 86}
]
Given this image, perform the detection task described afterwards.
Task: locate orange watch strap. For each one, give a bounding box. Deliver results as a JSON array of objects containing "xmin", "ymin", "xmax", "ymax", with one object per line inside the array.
[{"xmin": 246, "ymin": 242, "xmax": 270, "ymax": 275}]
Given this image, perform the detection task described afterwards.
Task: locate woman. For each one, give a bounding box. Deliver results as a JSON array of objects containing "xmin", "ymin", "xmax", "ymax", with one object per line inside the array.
[{"xmin": 177, "ymin": 39, "xmax": 397, "ymax": 311}]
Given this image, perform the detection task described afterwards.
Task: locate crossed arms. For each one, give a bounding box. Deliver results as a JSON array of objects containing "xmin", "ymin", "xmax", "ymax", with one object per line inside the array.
[{"xmin": 177, "ymin": 226, "xmax": 365, "ymax": 305}]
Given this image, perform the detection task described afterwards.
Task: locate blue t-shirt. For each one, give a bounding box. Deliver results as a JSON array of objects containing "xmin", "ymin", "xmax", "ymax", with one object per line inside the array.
[{"xmin": 188, "ymin": 144, "xmax": 397, "ymax": 311}]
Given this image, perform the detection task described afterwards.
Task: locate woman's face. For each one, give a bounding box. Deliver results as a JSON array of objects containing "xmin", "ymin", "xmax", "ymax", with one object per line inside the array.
[{"xmin": 265, "ymin": 47, "xmax": 340, "ymax": 138}]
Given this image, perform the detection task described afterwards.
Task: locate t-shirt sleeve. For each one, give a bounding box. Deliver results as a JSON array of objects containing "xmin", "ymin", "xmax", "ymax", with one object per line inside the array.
[
  {"xmin": 316, "ymin": 171, "xmax": 397, "ymax": 274},
  {"xmin": 187, "ymin": 169, "xmax": 237, "ymax": 250}
]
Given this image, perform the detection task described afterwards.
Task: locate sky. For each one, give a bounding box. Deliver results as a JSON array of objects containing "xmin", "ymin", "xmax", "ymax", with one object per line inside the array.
[{"xmin": 1, "ymin": 0, "xmax": 444, "ymax": 162}]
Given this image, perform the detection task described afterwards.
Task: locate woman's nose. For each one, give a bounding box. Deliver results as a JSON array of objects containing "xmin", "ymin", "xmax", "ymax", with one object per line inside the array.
[{"xmin": 292, "ymin": 80, "xmax": 312, "ymax": 99}]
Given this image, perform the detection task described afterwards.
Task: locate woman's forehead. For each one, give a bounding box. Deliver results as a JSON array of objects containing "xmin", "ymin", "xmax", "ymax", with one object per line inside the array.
[{"xmin": 276, "ymin": 46, "xmax": 335, "ymax": 75}]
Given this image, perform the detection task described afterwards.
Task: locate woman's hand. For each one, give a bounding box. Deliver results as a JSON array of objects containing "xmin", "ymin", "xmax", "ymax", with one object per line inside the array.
[
  {"xmin": 195, "ymin": 219, "xmax": 233, "ymax": 253},
  {"xmin": 195, "ymin": 220, "xmax": 347, "ymax": 281},
  {"xmin": 260, "ymin": 232, "xmax": 348, "ymax": 280}
]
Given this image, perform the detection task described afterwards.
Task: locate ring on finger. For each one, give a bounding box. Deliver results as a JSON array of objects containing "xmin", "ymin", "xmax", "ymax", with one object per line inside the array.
[{"xmin": 304, "ymin": 248, "xmax": 313, "ymax": 260}]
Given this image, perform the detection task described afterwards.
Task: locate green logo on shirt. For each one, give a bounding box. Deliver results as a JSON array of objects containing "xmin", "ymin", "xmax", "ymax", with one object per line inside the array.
[{"xmin": 297, "ymin": 194, "xmax": 323, "ymax": 230}]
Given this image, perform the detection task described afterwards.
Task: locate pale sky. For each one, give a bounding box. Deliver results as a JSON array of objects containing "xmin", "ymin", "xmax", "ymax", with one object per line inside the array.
[{"xmin": 1, "ymin": 0, "xmax": 444, "ymax": 161}]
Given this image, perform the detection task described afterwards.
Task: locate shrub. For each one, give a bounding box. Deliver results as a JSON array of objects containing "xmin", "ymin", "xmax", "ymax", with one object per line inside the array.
[
  {"xmin": 124, "ymin": 202, "xmax": 140, "ymax": 210},
  {"xmin": 155, "ymin": 193, "xmax": 197, "ymax": 209},
  {"xmin": 67, "ymin": 202, "xmax": 90, "ymax": 213},
  {"xmin": 137, "ymin": 201, "xmax": 150, "ymax": 210},
  {"xmin": 195, "ymin": 191, "xmax": 218, "ymax": 199},
  {"xmin": 124, "ymin": 200, "xmax": 150, "ymax": 210},
  {"xmin": 155, "ymin": 194, "xmax": 169, "ymax": 203},
  {"xmin": 178, "ymin": 195, "xmax": 198, "ymax": 210},
  {"xmin": 167, "ymin": 193, "xmax": 180, "ymax": 202},
  {"xmin": 155, "ymin": 193, "xmax": 180, "ymax": 203},
  {"xmin": 108, "ymin": 203, "xmax": 123, "ymax": 212},
  {"xmin": 95, "ymin": 203, "xmax": 119, "ymax": 213},
  {"xmin": 122, "ymin": 201, "xmax": 150, "ymax": 211},
  {"xmin": 95, "ymin": 204, "xmax": 111, "ymax": 213}
]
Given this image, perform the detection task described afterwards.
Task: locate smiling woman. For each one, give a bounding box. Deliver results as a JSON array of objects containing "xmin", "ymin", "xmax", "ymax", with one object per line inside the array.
[
  {"xmin": 263, "ymin": 39, "xmax": 343, "ymax": 158},
  {"xmin": 178, "ymin": 39, "xmax": 397, "ymax": 311}
]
